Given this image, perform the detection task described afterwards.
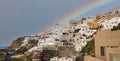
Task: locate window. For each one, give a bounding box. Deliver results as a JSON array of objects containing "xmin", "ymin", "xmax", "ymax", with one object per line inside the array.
[
  {"xmin": 55, "ymin": 39, "xmax": 59, "ymax": 41},
  {"xmin": 101, "ymin": 47, "xmax": 106, "ymax": 56},
  {"xmin": 110, "ymin": 46, "xmax": 118, "ymax": 48},
  {"xmin": 111, "ymin": 54, "xmax": 120, "ymax": 61}
]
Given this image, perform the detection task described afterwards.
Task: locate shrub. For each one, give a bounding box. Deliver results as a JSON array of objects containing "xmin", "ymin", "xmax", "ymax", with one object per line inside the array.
[
  {"xmin": 80, "ymin": 39, "xmax": 95, "ymax": 58},
  {"xmin": 111, "ymin": 23, "xmax": 120, "ymax": 31}
]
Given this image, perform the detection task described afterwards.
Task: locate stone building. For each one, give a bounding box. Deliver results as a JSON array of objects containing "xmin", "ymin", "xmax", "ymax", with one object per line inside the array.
[{"xmin": 84, "ymin": 30, "xmax": 120, "ymax": 61}]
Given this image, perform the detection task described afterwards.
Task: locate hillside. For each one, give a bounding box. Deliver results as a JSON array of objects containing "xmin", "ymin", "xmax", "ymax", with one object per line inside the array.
[{"xmin": 4, "ymin": 8, "xmax": 120, "ymax": 61}]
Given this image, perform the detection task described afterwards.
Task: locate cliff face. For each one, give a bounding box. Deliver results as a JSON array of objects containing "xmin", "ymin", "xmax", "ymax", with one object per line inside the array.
[
  {"xmin": 8, "ymin": 36, "xmax": 38, "ymax": 54},
  {"xmin": 8, "ymin": 37, "xmax": 25, "ymax": 51}
]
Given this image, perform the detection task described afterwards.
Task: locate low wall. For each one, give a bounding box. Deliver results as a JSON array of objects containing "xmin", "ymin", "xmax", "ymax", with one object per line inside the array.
[{"xmin": 84, "ymin": 56, "xmax": 105, "ymax": 61}]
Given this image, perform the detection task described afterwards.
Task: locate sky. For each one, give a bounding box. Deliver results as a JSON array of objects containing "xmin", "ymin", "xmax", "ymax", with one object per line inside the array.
[{"xmin": 0, "ymin": 0, "xmax": 120, "ymax": 46}]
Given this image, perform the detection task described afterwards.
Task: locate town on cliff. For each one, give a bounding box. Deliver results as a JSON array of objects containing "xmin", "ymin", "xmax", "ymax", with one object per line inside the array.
[{"xmin": 0, "ymin": 9, "xmax": 120, "ymax": 61}]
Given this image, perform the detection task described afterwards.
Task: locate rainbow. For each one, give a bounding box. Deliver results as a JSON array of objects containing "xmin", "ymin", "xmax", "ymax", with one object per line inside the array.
[{"xmin": 56, "ymin": 0, "xmax": 113, "ymax": 26}]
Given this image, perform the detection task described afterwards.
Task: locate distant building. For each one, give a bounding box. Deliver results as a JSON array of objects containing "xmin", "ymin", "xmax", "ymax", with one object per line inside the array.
[{"xmin": 84, "ymin": 30, "xmax": 120, "ymax": 61}]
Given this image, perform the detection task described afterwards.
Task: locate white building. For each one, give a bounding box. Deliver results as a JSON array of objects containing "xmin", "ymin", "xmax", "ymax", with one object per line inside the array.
[{"xmin": 50, "ymin": 57, "xmax": 73, "ymax": 61}]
